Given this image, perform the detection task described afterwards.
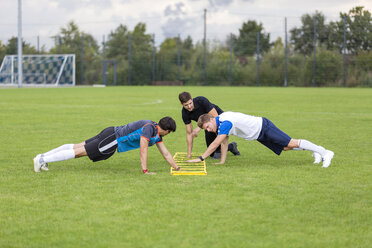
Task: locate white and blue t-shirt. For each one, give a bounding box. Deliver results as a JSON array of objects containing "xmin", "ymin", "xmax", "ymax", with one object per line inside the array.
[{"xmin": 216, "ymin": 112, "xmax": 263, "ymax": 140}]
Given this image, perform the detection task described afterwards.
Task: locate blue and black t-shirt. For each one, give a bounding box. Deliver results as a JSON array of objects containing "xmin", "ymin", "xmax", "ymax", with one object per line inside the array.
[{"xmin": 114, "ymin": 120, "xmax": 162, "ymax": 153}]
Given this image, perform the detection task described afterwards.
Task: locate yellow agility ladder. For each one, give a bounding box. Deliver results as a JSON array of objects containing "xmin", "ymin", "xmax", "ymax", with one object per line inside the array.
[{"xmin": 171, "ymin": 152, "xmax": 207, "ymax": 176}]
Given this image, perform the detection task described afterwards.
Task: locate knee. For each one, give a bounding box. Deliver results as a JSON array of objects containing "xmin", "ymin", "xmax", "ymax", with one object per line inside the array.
[
  {"xmin": 74, "ymin": 146, "xmax": 87, "ymax": 158},
  {"xmin": 287, "ymin": 139, "xmax": 299, "ymax": 148}
]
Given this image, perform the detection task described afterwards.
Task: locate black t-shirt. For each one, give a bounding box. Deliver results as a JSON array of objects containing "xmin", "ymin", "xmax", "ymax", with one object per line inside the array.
[{"xmin": 182, "ymin": 96, "xmax": 223, "ymax": 125}]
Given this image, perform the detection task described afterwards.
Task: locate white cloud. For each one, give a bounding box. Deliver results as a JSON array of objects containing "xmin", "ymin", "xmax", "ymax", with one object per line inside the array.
[{"xmin": 0, "ymin": 0, "xmax": 370, "ymax": 49}]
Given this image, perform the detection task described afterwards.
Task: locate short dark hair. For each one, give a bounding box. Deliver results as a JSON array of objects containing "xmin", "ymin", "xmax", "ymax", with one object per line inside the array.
[
  {"xmin": 197, "ymin": 114, "xmax": 213, "ymax": 129},
  {"xmin": 178, "ymin": 92, "xmax": 192, "ymax": 104},
  {"xmin": 158, "ymin": 116, "xmax": 177, "ymax": 132}
]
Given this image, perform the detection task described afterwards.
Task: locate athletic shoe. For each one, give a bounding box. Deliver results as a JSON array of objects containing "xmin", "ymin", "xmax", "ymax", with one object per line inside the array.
[
  {"xmin": 229, "ymin": 142, "xmax": 240, "ymax": 156},
  {"xmin": 210, "ymin": 152, "xmax": 221, "ymax": 159},
  {"xmin": 322, "ymin": 150, "xmax": 334, "ymax": 168},
  {"xmin": 41, "ymin": 163, "xmax": 49, "ymax": 171},
  {"xmin": 33, "ymin": 154, "xmax": 42, "ymax": 172},
  {"xmin": 312, "ymin": 152, "xmax": 322, "ymax": 164}
]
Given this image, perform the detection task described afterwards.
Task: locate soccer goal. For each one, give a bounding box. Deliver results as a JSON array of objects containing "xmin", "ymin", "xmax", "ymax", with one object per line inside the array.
[{"xmin": 0, "ymin": 54, "xmax": 75, "ymax": 86}]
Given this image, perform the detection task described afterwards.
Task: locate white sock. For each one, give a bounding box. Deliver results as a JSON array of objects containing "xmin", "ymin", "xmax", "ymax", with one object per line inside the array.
[
  {"xmin": 298, "ymin": 139, "xmax": 326, "ymax": 156},
  {"xmin": 43, "ymin": 149, "xmax": 76, "ymax": 163},
  {"xmin": 292, "ymin": 148, "xmax": 304, "ymax": 151},
  {"xmin": 43, "ymin": 144, "xmax": 74, "ymax": 157}
]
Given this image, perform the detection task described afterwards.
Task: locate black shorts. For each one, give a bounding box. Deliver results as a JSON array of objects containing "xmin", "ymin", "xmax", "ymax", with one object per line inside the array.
[{"xmin": 85, "ymin": 127, "xmax": 118, "ymax": 162}]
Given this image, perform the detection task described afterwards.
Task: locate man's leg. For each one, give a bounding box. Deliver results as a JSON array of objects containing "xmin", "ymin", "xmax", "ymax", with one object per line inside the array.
[
  {"xmin": 73, "ymin": 142, "xmax": 88, "ymax": 157},
  {"xmin": 34, "ymin": 142, "xmax": 87, "ymax": 172},
  {"xmin": 258, "ymin": 118, "xmax": 334, "ymax": 167},
  {"xmin": 42, "ymin": 142, "xmax": 87, "ymax": 161},
  {"xmin": 285, "ymin": 139, "xmax": 334, "ymax": 167},
  {"xmin": 291, "ymin": 147, "xmax": 322, "ymax": 164},
  {"xmin": 42, "ymin": 144, "xmax": 75, "ymax": 157},
  {"xmin": 228, "ymin": 142, "xmax": 240, "ymax": 156},
  {"xmin": 38, "ymin": 144, "xmax": 76, "ymax": 171}
]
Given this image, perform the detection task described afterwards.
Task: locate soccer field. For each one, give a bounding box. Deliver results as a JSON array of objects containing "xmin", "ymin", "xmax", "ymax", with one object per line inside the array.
[{"xmin": 0, "ymin": 86, "xmax": 371, "ymax": 247}]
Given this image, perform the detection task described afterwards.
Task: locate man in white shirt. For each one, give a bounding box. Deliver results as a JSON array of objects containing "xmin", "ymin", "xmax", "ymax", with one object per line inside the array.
[{"xmin": 187, "ymin": 111, "xmax": 334, "ymax": 168}]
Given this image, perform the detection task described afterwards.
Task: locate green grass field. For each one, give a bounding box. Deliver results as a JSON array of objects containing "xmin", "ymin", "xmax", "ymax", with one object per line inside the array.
[{"xmin": 0, "ymin": 86, "xmax": 371, "ymax": 248}]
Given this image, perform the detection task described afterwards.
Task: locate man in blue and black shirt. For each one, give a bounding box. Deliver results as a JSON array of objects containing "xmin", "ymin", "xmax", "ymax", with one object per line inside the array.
[
  {"xmin": 179, "ymin": 92, "xmax": 240, "ymax": 159},
  {"xmin": 33, "ymin": 117, "xmax": 180, "ymax": 174}
]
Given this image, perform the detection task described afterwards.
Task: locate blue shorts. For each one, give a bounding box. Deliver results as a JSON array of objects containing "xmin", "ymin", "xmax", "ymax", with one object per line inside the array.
[{"xmin": 257, "ymin": 118, "xmax": 291, "ymax": 155}]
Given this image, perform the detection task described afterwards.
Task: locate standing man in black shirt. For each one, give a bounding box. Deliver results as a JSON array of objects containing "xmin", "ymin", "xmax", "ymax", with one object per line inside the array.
[{"xmin": 179, "ymin": 91, "xmax": 240, "ymax": 159}]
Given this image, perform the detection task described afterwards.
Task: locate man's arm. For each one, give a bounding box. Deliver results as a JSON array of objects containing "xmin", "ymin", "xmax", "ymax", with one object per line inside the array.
[
  {"xmin": 187, "ymin": 134, "xmax": 228, "ymax": 162},
  {"xmin": 187, "ymin": 108, "xmax": 218, "ymax": 157},
  {"xmin": 140, "ymin": 137, "xmax": 155, "ymax": 175},
  {"xmin": 190, "ymin": 107, "xmax": 218, "ymax": 142},
  {"xmin": 216, "ymin": 135, "xmax": 229, "ymax": 164},
  {"xmin": 208, "ymin": 108, "xmax": 219, "ymax": 117},
  {"xmin": 156, "ymin": 142, "xmax": 180, "ymax": 170},
  {"xmin": 191, "ymin": 126, "xmax": 201, "ymax": 138},
  {"xmin": 185, "ymin": 123, "xmax": 194, "ymax": 158}
]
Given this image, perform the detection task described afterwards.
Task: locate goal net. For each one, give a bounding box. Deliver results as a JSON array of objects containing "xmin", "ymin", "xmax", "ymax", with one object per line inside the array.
[{"xmin": 0, "ymin": 54, "xmax": 75, "ymax": 86}]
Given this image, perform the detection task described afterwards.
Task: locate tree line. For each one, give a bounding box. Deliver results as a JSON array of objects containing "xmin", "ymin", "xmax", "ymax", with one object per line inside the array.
[{"xmin": 0, "ymin": 6, "xmax": 371, "ymax": 87}]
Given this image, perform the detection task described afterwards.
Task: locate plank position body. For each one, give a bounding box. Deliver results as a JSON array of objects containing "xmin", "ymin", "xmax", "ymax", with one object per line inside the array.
[
  {"xmin": 33, "ymin": 117, "xmax": 181, "ymax": 174},
  {"xmin": 187, "ymin": 112, "xmax": 334, "ymax": 167}
]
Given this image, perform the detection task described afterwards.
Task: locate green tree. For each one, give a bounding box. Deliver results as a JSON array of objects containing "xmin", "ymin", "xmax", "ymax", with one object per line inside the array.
[
  {"xmin": 182, "ymin": 41, "xmax": 204, "ymax": 85},
  {"xmin": 259, "ymin": 38, "xmax": 285, "ymax": 86},
  {"xmin": 156, "ymin": 37, "xmax": 178, "ymax": 81},
  {"xmin": 105, "ymin": 23, "xmax": 154, "ymax": 85},
  {"xmin": 0, "ymin": 40, "xmax": 6, "ymax": 63},
  {"xmin": 183, "ymin": 36, "xmax": 193, "ymax": 50},
  {"xmin": 203, "ymin": 41, "xmax": 231, "ymax": 85},
  {"xmin": 304, "ymin": 48, "xmax": 342, "ymax": 86},
  {"xmin": 333, "ymin": 6, "xmax": 372, "ymax": 54},
  {"xmin": 129, "ymin": 23, "xmax": 153, "ymax": 85},
  {"xmin": 347, "ymin": 50, "xmax": 372, "ymax": 87},
  {"xmin": 232, "ymin": 20, "xmax": 271, "ymax": 56},
  {"xmin": 4, "ymin": 37, "xmax": 38, "ymax": 55},
  {"xmin": 106, "ymin": 24, "xmax": 129, "ymax": 58},
  {"xmin": 290, "ymin": 11, "xmax": 335, "ymax": 55},
  {"xmin": 179, "ymin": 35, "xmax": 194, "ymax": 72},
  {"xmin": 156, "ymin": 36, "xmax": 195, "ymax": 83},
  {"xmin": 105, "ymin": 24, "xmax": 130, "ymax": 85},
  {"xmin": 50, "ymin": 21, "xmax": 101, "ymax": 84}
]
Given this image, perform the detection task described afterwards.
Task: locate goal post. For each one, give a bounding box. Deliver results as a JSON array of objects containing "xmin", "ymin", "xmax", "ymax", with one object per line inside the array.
[{"xmin": 0, "ymin": 54, "xmax": 75, "ymax": 86}]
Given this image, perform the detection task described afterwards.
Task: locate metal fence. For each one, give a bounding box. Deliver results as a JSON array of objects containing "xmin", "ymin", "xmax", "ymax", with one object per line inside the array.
[{"xmin": 1, "ymin": 14, "xmax": 371, "ymax": 87}]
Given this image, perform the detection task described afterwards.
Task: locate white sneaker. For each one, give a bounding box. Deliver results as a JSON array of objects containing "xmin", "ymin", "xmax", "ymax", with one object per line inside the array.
[
  {"xmin": 312, "ymin": 152, "xmax": 322, "ymax": 164},
  {"xmin": 41, "ymin": 163, "xmax": 49, "ymax": 171},
  {"xmin": 322, "ymin": 150, "xmax": 334, "ymax": 168},
  {"xmin": 33, "ymin": 154, "xmax": 42, "ymax": 172}
]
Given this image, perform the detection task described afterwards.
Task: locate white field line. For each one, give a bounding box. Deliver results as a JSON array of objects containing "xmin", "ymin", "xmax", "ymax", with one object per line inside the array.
[{"xmin": 136, "ymin": 99, "xmax": 163, "ymax": 105}]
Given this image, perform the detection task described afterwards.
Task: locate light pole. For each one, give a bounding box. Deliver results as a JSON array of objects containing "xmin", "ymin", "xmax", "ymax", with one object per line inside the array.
[{"xmin": 17, "ymin": 0, "xmax": 23, "ymax": 87}]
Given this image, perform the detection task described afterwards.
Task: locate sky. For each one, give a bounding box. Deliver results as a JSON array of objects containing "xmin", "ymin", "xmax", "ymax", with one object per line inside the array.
[{"xmin": 0, "ymin": 0, "xmax": 370, "ymax": 49}]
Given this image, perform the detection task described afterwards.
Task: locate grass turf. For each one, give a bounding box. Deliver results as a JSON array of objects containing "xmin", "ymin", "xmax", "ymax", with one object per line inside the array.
[{"xmin": 0, "ymin": 86, "xmax": 371, "ymax": 247}]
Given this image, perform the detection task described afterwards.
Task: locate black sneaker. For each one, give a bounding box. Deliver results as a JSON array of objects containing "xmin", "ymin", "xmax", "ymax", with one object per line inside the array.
[
  {"xmin": 210, "ymin": 152, "xmax": 221, "ymax": 159},
  {"xmin": 229, "ymin": 142, "xmax": 240, "ymax": 155}
]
